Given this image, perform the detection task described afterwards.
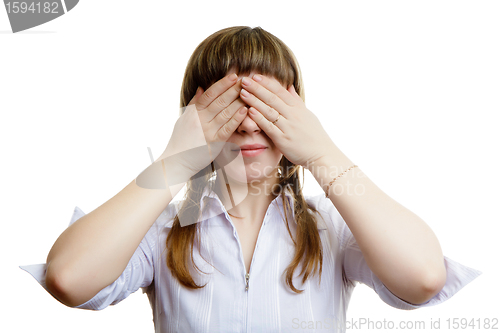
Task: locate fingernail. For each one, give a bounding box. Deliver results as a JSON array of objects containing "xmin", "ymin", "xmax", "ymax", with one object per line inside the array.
[
  {"xmin": 240, "ymin": 107, "xmax": 248, "ymax": 114},
  {"xmin": 253, "ymin": 74, "xmax": 262, "ymax": 82},
  {"xmin": 241, "ymin": 77, "xmax": 251, "ymax": 87},
  {"xmin": 249, "ymin": 108, "xmax": 257, "ymax": 115},
  {"xmin": 229, "ymin": 73, "xmax": 238, "ymax": 81},
  {"xmin": 240, "ymin": 89, "xmax": 250, "ymax": 97}
]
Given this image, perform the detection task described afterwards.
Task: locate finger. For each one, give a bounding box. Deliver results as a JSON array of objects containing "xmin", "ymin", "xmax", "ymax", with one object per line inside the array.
[
  {"xmin": 240, "ymin": 88, "xmax": 285, "ymax": 131},
  {"xmin": 240, "ymin": 76, "xmax": 291, "ymax": 118},
  {"xmin": 250, "ymin": 74, "xmax": 297, "ymax": 106},
  {"xmin": 210, "ymin": 96, "xmax": 246, "ymax": 128},
  {"xmin": 196, "ymin": 73, "xmax": 239, "ymax": 110},
  {"xmin": 247, "ymin": 107, "xmax": 283, "ymax": 140},
  {"xmin": 205, "ymin": 78, "xmax": 243, "ymax": 118},
  {"xmin": 215, "ymin": 106, "xmax": 249, "ymax": 142}
]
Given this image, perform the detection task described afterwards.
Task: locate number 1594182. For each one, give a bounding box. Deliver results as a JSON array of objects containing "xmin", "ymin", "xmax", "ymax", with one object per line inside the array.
[{"xmin": 5, "ymin": 2, "xmax": 59, "ymax": 14}]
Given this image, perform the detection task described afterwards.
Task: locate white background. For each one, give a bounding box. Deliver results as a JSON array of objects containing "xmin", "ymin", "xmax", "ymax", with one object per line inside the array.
[{"xmin": 1, "ymin": 1, "xmax": 499, "ymax": 332}]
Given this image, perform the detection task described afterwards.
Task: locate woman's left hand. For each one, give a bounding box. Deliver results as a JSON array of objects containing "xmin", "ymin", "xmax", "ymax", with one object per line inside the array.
[{"xmin": 239, "ymin": 74, "xmax": 335, "ymax": 168}]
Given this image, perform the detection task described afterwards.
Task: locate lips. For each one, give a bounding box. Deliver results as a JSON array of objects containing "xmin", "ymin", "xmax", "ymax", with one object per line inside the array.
[
  {"xmin": 233, "ymin": 143, "xmax": 267, "ymax": 157},
  {"xmin": 239, "ymin": 144, "xmax": 267, "ymax": 150}
]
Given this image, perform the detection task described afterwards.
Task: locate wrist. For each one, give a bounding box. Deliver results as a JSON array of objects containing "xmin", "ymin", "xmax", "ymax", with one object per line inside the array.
[
  {"xmin": 136, "ymin": 153, "xmax": 197, "ymax": 191},
  {"xmin": 305, "ymin": 145, "xmax": 355, "ymax": 193}
]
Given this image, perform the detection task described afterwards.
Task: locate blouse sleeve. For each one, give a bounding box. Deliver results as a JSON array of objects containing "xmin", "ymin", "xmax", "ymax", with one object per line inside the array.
[
  {"xmin": 20, "ymin": 206, "xmax": 160, "ymax": 311},
  {"xmin": 310, "ymin": 193, "xmax": 482, "ymax": 310},
  {"xmin": 342, "ymin": 232, "xmax": 482, "ymax": 309}
]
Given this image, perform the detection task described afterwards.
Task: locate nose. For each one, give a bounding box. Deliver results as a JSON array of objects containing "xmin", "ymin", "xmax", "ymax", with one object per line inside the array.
[{"xmin": 237, "ymin": 112, "xmax": 261, "ymax": 134}]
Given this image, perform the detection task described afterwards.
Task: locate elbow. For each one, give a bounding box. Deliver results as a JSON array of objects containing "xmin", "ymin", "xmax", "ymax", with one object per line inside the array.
[
  {"xmin": 421, "ymin": 266, "xmax": 447, "ymax": 302},
  {"xmin": 46, "ymin": 264, "xmax": 86, "ymax": 308},
  {"xmin": 408, "ymin": 264, "xmax": 447, "ymax": 305}
]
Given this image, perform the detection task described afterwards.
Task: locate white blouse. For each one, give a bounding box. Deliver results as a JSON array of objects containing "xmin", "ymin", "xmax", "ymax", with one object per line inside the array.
[{"xmin": 20, "ymin": 186, "xmax": 481, "ymax": 333}]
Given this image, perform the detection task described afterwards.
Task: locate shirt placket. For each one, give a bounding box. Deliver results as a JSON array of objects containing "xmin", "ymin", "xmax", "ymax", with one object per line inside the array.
[{"xmin": 224, "ymin": 205, "xmax": 273, "ymax": 333}]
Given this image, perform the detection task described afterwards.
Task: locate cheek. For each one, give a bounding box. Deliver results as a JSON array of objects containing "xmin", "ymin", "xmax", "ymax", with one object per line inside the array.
[
  {"xmin": 272, "ymin": 149, "xmax": 283, "ymax": 161},
  {"xmin": 269, "ymin": 151, "xmax": 284, "ymax": 171}
]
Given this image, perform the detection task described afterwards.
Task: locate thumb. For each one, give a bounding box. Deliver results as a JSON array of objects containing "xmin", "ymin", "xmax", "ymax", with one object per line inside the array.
[
  {"xmin": 188, "ymin": 87, "xmax": 204, "ymax": 106},
  {"xmin": 288, "ymin": 85, "xmax": 300, "ymax": 98}
]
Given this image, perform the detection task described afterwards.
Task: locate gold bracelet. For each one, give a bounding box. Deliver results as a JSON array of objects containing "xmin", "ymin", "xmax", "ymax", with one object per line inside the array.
[{"xmin": 325, "ymin": 165, "xmax": 358, "ymax": 197}]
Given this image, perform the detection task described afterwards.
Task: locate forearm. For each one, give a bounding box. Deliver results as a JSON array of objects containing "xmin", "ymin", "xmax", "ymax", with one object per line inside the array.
[
  {"xmin": 46, "ymin": 164, "xmax": 183, "ymax": 307},
  {"xmin": 308, "ymin": 143, "xmax": 446, "ymax": 304}
]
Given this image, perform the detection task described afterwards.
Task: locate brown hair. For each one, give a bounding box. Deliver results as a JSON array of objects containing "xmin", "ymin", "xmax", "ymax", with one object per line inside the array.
[{"xmin": 166, "ymin": 26, "xmax": 323, "ymax": 293}]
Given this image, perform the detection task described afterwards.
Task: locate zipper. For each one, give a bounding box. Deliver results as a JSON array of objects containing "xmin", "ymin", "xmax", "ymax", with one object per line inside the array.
[
  {"xmin": 244, "ymin": 209, "xmax": 272, "ymax": 333},
  {"xmin": 245, "ymin": 273, "xmax": 250, "ymax": 291},
  {"xmin": 226, "ymin": 206, "xmax": 272, "ymax": 332},
  {"xmin": 242, "ymin": 208, "xmax": 272, "ymax": 292},
  {"xmin": 226, "ymin": 213, "xmax": 251, "ymax": 332}
]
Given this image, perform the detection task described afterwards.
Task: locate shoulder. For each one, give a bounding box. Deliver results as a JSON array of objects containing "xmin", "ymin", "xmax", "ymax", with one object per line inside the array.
[
  {"xmin": 151, "ymin": 200, "xmax": 181, "ymax": 232},
  {"xmin": 303, "ymin": 193, "xmax": 343, "ymax": 224},
  {"xmin": 303, "ymin": 193, "xmax": 352, "ymax": 248},
  {"xmin": 139, "ymin": 200, "xmax": 182, "ymax": 249},
  {"xmin": 304, "ymin": 193, "xmax": 330, "ymax": 210}
]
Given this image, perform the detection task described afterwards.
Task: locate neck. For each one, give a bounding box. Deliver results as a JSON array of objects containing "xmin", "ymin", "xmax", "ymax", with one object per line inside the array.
[{"xmin": 214, "ymin": 169, "xmax": 279, "ymax": 223}]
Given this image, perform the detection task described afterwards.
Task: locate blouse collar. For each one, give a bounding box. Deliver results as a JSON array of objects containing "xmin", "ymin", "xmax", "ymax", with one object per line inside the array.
[{"xmin": 167, "ymin": 183, "xmax": 326, "ymax": 230}]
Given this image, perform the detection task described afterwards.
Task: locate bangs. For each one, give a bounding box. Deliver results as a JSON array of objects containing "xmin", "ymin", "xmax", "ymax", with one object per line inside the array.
[{"xmin": 181, "ymin": 26, "xmax": 302, "ymax": 108}]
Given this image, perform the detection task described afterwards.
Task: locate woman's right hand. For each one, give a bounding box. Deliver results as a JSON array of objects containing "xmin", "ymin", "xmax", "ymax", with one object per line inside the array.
[{"xmin": 150, "ymin": 73, "xmax": 248, "ymax": 186}]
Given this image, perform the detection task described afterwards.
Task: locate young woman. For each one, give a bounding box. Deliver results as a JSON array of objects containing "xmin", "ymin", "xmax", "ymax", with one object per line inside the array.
[{"xmin": 21, "ymin": 26, "xmax": 481, "ymax": 332}]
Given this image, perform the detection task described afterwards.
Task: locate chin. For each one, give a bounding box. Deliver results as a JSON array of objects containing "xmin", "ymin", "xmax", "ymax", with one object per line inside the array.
[
  {"xmin": 214, "ymin": 149, "xmax": 282, "ymax": 184},
  {"xmin": 219, "ymin": 162, "xmax": 277, "ymax": 184}
]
